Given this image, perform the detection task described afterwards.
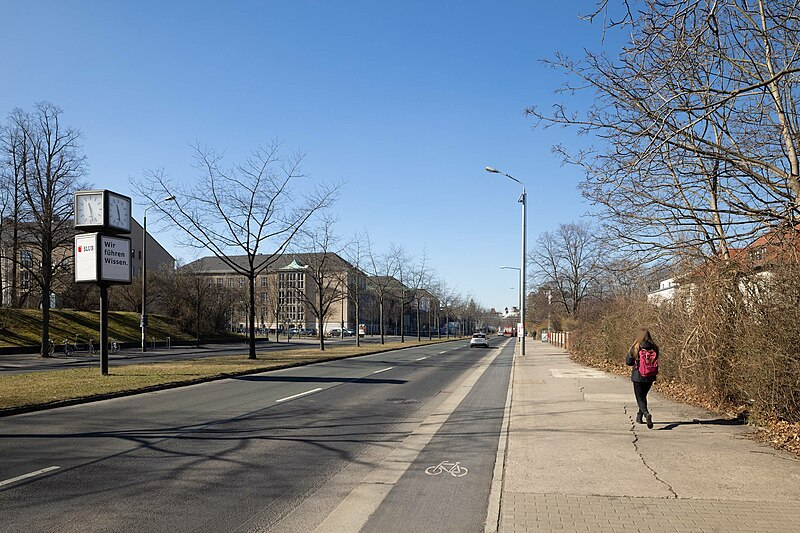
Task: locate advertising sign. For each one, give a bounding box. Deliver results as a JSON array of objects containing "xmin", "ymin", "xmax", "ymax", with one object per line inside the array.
[
  {"xmin": 517, "ymin": 322, "xmax": 524, "ymax": 338},
  {"xmin": 74, "ymin": 233, "xmax": 132, "ymax": 284},
  {"xmin": 75, "ymin": 233, "xmax": 99, "ymax": 282},
  {"xmin": 100, "ymin": 235, "xmax": 131, "ymax": 283}
]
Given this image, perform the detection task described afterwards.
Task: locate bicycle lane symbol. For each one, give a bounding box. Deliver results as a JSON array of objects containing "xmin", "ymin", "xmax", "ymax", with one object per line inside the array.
[{"xmin": 424, "ymin": 461, "xmax": 468, "ymax": 478}]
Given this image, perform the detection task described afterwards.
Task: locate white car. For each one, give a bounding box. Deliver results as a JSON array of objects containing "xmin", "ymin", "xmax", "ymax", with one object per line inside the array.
[{"xmin": 470, "ymin": 333, "xmax": 489, "ymax": 348}]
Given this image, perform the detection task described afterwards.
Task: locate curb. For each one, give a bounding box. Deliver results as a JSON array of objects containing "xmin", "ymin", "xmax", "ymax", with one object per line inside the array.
[{"xmin": 0, "ymin": 338, "xmax": 466, "ymax": 418}]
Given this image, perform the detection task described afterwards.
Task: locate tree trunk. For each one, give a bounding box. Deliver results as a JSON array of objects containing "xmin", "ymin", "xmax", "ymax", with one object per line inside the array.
[
  {"xmin": 248, "ymin": 275, "xmax": 256, "ymax": 359},
  {"xmin": 379, "ymin": 299, "xmax": 385, "ymax": 344},
  {"xmin": 318, "ymin": 290, "xmax": 325, "ymax": 351},
  {"xmin": 40, "ymin": 251, "xmax": 52, "ymax": 358},
  {"xmin": 416, "ymin": 300, "xmax": 421, "ymax": 342}
]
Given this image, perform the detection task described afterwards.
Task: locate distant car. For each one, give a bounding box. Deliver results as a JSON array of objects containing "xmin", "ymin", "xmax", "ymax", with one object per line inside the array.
[
  {"xmin": 470, "ymin": 333, "xmax": 489, "ymax": 348},
  {"xmin": 328, "ymin": 328, "xmax": 342, "ymax": 337},
  {"xmin": 299, "ymin": 328, "xmax": 316, "ymax": 336},
  {"xmin": 344, "ymin": 328, "xmax": 356, "ymax": 337}
]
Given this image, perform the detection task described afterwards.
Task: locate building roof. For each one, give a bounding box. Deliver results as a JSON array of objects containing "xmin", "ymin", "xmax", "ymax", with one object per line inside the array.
[{"xmin": 183, "ymin": 252, "xmax": 355, "ymax": 275}]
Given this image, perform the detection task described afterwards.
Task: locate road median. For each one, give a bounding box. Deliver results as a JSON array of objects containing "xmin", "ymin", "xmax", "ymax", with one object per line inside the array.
[{"xmin": 0, "ymin": 337, "xmax": 465, "ymax": 417}]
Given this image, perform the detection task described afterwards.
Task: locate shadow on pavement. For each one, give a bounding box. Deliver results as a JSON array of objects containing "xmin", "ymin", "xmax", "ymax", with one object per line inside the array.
[{"xmin": 657, "ymin": 417, "xmax": 745, "ymax": 430}]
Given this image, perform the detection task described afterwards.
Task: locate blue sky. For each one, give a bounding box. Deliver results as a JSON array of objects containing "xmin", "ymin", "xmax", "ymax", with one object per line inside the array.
[{"xmin": 0, "ymin": 1, "xmax": 619, "ymax": 311}]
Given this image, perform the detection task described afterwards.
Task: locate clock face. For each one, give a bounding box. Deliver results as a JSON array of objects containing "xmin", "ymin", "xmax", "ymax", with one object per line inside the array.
[
  {"xmin": 108, "ymin": 193, "xmax": 131, "ymax": 232},
  {"xmin": 75, "ymin": 193, "xmax": 104, "ymax": 226}
]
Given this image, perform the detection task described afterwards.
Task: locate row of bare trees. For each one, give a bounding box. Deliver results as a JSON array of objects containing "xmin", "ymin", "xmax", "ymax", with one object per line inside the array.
[{"xmin": 0, "ymin": 103, "xmax": 87, "ymax": 356}]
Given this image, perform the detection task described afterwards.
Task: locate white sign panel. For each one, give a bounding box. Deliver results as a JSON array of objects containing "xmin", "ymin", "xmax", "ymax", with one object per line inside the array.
[
  {"xmin": 517, "ymin": 322, "xmax": 524, "ymax": 338},
  {"xmin": 100, "ymin": 235, "xmax": 131, "ymax": 283},
  {"xmin": 75, "ymin": 233, "xmax": 99, "ymax": 282}
]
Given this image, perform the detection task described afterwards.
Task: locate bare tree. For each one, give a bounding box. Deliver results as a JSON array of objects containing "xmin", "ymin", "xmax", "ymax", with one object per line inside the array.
[
  {"xmin": 293, "ymin": 217, "xmax": 350, "ymax": 351},
  {"xmin": 0, "ymin": 109, "xmax": 30, "ymax": 308},
  {"xmin": 529, "ymin": 222, "xmax": 604, "ymax": 316},
  {"xmin": 364, "ymin": 235, "xmax": 401, "ymax": 345},
  {"xmin": 13, "ymin": 103, "xmax": 86, "ymax": 356},
  {"xmin": 343, "ymin": 232, "xmax": 369, "ymax": 347},
  {"xmin": 531, "ymin": 0, "xmax": 800, "ymax": 259},
  {"xmin": 133, "ymin": 142, "xmax": 336, "ymax": 359}
]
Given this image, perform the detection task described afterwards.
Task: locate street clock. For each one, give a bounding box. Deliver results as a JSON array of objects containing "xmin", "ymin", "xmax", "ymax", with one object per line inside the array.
[{"xmin": 74, "ymin": 190, "xmax": 132, "ymax": 234}]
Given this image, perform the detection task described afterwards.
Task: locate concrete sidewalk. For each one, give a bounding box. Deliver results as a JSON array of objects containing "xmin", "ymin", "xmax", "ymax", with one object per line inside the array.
[{"xmin": 498, "ymin": 339, "xmax": 800, "ymax": 532}]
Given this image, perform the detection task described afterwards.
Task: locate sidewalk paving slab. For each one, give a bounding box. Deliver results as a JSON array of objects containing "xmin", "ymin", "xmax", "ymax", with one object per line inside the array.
[{"xmin": 499, "ymin": 339, "xmax": 800, "ymax": 532}]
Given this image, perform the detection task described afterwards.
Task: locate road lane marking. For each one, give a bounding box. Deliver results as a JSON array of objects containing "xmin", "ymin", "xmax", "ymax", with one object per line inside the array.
[
  {"xmin": 416, "ymin": 357, "xmax": 427, "ymax": 361},
  {"xmin": 439, "ymin": 351, "xmax": 447, "ymax": 354},
  {"xmin": 316, "ymin": 343, "xmax": 504, "ymax": 533},
  {"xmin": 372, "ymin": 367, "xmax": 394, "ymax": 374},
  {"xmin": 0, "ymin": 466, "xmax": 60, "ymax": 488},
  {"xmin": 275, "ymin": 387, "xmax": 323, "ymax": 403}
]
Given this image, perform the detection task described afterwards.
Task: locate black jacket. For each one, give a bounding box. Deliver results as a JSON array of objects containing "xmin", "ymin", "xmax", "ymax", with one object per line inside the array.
[{"xmin": 626, "ymin": 340, "xmax": 658, "ymax": 383}]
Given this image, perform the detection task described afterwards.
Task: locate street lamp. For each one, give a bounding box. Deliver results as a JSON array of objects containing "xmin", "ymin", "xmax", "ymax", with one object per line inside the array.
[
  {"xmin": 488, "ymin": 166, "xmax": 527, "ymax": 356},
  {"xmin": 141, "ymin": 195, "xmax": 176, "ymax": 352}
]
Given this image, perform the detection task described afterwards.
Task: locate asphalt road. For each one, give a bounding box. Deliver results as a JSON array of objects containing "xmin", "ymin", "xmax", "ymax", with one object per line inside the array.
[
  {"xmin": 0, "ymin": 335, "xmax": 433, "ymax": 374},
  {"xmin": 0, "ymin": 336, "xmax": 514, "ymax": 532}
]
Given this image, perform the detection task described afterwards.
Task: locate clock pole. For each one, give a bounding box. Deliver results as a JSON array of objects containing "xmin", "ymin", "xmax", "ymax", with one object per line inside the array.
[
  {"xmin": 141, "ymin": 212, "xmax": 148, "ymax": 353},
  {"xmin": 100, "ymin": 285, "xmax": 109, "ymax": 375}
]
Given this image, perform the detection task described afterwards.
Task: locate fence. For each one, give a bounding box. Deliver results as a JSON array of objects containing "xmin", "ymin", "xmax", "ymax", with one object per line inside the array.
[{"xmin": 548, "ymin": 331, "xmax": 572, "ymax": 351}]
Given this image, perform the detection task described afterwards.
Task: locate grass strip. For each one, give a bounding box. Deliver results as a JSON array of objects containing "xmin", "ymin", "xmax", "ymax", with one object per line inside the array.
[{"xmin": 0, "ymin": 337, "xmax": 464, "ymax": 414}]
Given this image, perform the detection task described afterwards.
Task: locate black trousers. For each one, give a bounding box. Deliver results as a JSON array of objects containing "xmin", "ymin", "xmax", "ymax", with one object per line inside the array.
[{"xmin": 633, "ymin": 381, "xmax": 653, "ymax": 416}]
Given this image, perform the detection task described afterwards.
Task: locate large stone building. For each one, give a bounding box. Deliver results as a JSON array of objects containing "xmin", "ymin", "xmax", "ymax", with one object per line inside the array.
[
  {"xmin": 183, "ymin": 253, "xmax": 363, "ymax": 334},
  {"xmin": 183, "ymin": 253, "xmax": 440, "ymax": 336}
]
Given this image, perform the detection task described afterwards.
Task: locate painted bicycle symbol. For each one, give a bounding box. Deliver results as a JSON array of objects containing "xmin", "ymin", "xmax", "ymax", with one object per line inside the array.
[{"xmin": 425, "ymin": 461, "xmax": 468, "ymax": 477}]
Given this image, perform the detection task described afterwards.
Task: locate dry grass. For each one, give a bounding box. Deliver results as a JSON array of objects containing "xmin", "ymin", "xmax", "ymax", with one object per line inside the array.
[
  {"xmin": 0, "ymin": 308, "xmax": 240, "ymax": 347},
  {"xmin": 0, "ymin": 338, "xmax": 462, "ymax": 412}
]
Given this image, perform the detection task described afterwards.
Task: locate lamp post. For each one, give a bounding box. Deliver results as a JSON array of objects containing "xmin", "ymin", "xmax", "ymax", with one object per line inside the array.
[
  {"xmin": 488, "ymin": 166, "xmax": 527, "ymax": 356},
  {"xmin": 141, "ymin": 195, "xmax": 176, "ymax": 352}
]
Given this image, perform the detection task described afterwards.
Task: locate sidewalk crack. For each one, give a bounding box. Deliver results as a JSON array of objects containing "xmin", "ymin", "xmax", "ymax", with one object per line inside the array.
[{"xmin": 625, "ymin": 404, "xmax": 678, "ymax": 499}]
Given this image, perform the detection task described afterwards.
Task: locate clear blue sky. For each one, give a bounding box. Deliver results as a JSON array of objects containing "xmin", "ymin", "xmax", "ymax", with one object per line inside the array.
[{"xmin": 0, "ymin": 1, "xmax": 618, "ymax": 312}]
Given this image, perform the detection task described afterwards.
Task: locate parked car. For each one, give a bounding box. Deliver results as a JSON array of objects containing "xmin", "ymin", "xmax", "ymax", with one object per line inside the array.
[
  {"xmin": 328, "ymin": 328, "xmax": 342, "ymax": 337},
  {"xmin": 470, "ymin": 333, "xmax": 489, "ymax": 348},
  {"xmin": 299, "ymin": 328, "xmax": 316, "ymax": 336},
  {"xmin": 344, "ymin": 329, "xmax": 356, "ymax": 337}
]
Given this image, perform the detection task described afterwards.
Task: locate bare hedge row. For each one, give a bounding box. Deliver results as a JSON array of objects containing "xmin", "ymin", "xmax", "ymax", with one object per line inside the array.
[{"xmin": 571, "ymin": 263, "xmax": 800, "ymax": 424}]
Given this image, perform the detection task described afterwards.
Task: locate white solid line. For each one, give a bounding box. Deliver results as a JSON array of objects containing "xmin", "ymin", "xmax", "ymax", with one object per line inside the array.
[
  {"xmin": 372, "ymin": 367, "xmax": 394, "ymax": 374},
  {"xmin": 416, "ymin": 357, "xmax": 427, "ymax": 361},
  {"xmin": 0, "ymin": 466, "xmax": 60, "ymax": 488},
  {"xmin": 275, "ymin": 387, "xmax": 323, "ymax": 403},
  {"xmin": 439, "ymin": 350, "xmax": 447, "ymax": 354}
]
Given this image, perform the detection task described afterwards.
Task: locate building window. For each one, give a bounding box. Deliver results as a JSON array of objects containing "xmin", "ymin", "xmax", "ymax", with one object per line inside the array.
[
  {"xmin": 239, "ymin": 278, "xmax": 245, "ymax": 288},
  {"xmin": 216, "ymin": 278, "xmax": 224, "ymax": 287},
  {"xmin": 261, "ymin": 277, "xmax": 268, "ymax": 287}
]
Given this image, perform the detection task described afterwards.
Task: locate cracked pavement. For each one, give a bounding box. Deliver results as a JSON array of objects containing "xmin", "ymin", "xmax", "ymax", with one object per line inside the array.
[{"xmin": 498, "ymin": 340, "xmax": 800, "ymax": 532}]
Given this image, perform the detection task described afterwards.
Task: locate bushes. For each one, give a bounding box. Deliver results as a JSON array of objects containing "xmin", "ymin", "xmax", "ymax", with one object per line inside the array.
[{"xmin": 572, "ymin": 261, "xmax": 800, "ymax": 424}]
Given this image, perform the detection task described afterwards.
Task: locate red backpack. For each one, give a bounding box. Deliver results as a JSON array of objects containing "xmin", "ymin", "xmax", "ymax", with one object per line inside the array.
[{"xmin": 638, "ymin": 348, "xmax": 659, "ymax": 378}]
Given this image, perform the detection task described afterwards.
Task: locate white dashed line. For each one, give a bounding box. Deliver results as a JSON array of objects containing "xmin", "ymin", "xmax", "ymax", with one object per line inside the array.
[
  {"xmin": 275, "ymin": 387, "xmax": 323, "ymax": 403},
  {"xmin": 372, "ymin": 367, "xmax": 394, "ymax": 374},
  {"xmin": 0, "ymin": 466, "xmax": 60, "ymax": 488},
  {"xmin": 416, "ymin": 357, "xmax": 427, "ymax": 361},
  {"xmin": 439, "ymin": 351, "xmax": 447, "ymax": 354}
]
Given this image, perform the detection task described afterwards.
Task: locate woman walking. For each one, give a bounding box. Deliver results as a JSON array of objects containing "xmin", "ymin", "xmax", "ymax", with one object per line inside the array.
[{"xmin": 626, "ymin": 328, "xmax": 659, "ymax": 429}]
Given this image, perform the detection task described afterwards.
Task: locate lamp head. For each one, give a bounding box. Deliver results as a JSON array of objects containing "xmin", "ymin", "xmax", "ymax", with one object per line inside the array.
[
  {"xmin": 485, "ymin": 166, "xmax": 500, "ymax": 173},
  {"xmin": 164, "ymin": 195, "xmax": 177, "ymax": 202}
]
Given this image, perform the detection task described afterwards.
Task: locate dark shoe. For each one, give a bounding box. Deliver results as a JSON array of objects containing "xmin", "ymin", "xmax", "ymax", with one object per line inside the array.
[
  {"xmin": 635, "ymin": 413, "xmax": 643, "ymax": 424},
  {"xmin": 646, "ymin": 414, "xmax": 653, "ymax": 429}
]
